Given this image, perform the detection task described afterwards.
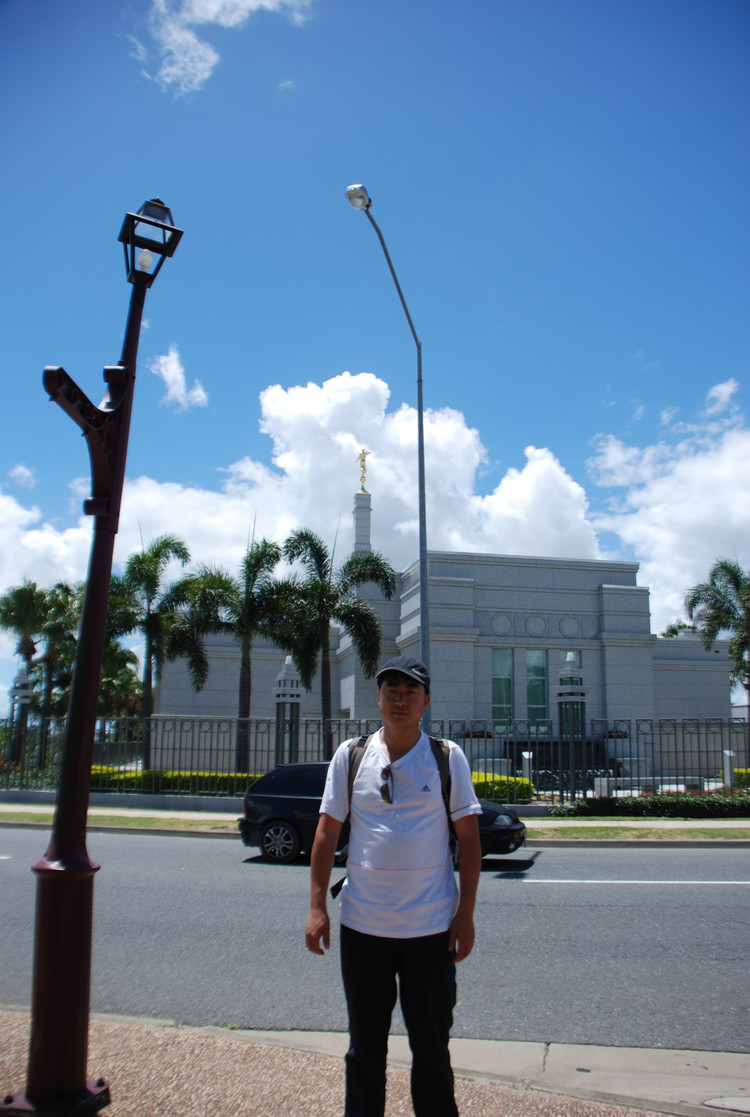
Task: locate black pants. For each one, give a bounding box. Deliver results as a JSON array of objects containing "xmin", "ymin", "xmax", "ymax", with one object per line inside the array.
[{"xmin": 339, "ymin": 924, "xmax": 458, "ymax": 1117}]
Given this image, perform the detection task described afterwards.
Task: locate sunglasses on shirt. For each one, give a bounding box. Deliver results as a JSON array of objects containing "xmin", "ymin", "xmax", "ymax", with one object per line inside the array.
[{"xmin": 380, "ymin": 765, "xmax": 393, "ymax": 804}]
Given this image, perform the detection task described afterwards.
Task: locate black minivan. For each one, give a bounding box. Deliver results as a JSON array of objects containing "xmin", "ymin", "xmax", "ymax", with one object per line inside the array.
[{"xmin": 239, "ymin": 762, "xmax": 526, "ymax": 863}]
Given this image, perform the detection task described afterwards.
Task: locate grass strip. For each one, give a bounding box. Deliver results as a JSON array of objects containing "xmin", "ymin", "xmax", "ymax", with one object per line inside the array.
[
  {"xmin": 3, "ymin": 813, "xmax": 750, "ymax": 841},
  {"xmin": 0, "ymin": 812, "xmax": 238, "ymax": 833}
]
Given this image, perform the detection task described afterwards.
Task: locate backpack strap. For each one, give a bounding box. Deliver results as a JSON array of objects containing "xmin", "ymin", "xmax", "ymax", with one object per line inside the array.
[
  {"xmin": 346, "ymin": 734, "xmax": 371, "ymax": 814},
  {"xmin": 428, "ymin": 736, "xmax": 456, "ymax": 851},
  {"xmin": 427, "ymin": 736, "xmax": 452, "ymax": 822}
]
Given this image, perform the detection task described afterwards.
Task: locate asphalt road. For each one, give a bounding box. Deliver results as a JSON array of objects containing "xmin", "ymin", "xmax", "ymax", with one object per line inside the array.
[{"xmin": 2, "ymin": 828, "xmax": 748, "ymax": 1052}]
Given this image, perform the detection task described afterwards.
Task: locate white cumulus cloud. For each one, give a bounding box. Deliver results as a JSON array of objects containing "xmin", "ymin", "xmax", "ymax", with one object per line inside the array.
[
  {"xmin": 703, "ymin": 377, "xmax": 739, "ymax": 417},
  {"xmin": 112, "ymin": 372, "xmax": 601, "ymax": 575},
  {"xmin": 146, "ymin": 0, "xmax": 313, "ymax": 94},
  {"xmin": 588, "ymin": 391, "xmax": 750, "ymax": 631},
  {"xmin": 8, "ymin": 464, "xmax": 36, "ymax": 489},
  {"xmin": 148, "ymin": 346, "xmax": 208, "ymax": 409},
  {"xmin": 1, "ymin": 370, "xmax": 748, "ymax": 701}
]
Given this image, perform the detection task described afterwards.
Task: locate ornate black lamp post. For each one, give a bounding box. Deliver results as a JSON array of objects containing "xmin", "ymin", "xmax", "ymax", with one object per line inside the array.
[
  {"xmin": 1, "ymin": 200, "xmax": 182, "ymax": 1117},
  {"xmin": 345, "ymin": 185, "xmax": 430, "ymax": 672}
]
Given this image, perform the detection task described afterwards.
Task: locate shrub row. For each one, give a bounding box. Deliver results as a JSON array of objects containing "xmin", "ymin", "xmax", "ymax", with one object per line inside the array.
[
  {"xmin": 548, "ymin": 792, "xmax": 750, "ymax": 818},
  {"xmin": 90, "ymin": 767, "xmax": 260, "ymax": 795},
  {"xmin": 77, "ymin": 767, "xmax": 750, "ymax": 806},
  {"xmin": 471, "ymin": 773, "xmax": 533, "ymax": 803},
  {"xmin": 89, "ymin": 767, "xmax": 536, "ymax": 802}
]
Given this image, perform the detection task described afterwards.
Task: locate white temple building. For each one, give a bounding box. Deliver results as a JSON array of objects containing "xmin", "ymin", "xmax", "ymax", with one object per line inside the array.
[{"xmin": 155, "ymin": 478, "xmax": 732, "ymax": 733}]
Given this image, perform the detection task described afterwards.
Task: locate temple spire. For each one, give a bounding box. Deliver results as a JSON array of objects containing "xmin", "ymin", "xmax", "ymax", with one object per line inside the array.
[{"xmin": 353, "ymin": 448, "xmax": 372, "ymax": 552}]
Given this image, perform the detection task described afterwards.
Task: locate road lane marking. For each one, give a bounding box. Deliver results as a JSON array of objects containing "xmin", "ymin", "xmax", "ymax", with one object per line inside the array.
[{"xmin": 512, "ymin": 878, "xmax": 750, "ymax": 885}]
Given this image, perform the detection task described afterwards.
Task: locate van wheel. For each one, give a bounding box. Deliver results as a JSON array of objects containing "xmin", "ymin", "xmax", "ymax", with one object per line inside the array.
[{"xmin": 260, "ymin": 821, "xmax": 300, "ymax": 863}]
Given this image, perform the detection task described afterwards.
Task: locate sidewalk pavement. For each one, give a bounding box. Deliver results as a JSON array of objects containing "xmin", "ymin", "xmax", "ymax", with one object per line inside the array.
[{"xmin": 2, "ymin": 1007, "xmax": 749, "ymax": 1117}]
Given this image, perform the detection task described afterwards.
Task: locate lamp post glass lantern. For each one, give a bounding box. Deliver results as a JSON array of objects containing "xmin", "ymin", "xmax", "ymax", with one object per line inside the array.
[
  {"xmin": 118, "ymin": 197, "xmax": 182, "ymax": 287},
  {"xmin": 1, "ymin": 201, "xmax": 182, "ymax": 1117},
  {"xmin": 345, "ymin": 184, "xmax": 430, "ymax": 672}
]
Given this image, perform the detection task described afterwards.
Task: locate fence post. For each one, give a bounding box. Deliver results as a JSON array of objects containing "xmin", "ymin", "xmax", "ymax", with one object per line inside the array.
[{"xmin": 723, "ymin": 749, "xmax": 735, "ymax": 791}]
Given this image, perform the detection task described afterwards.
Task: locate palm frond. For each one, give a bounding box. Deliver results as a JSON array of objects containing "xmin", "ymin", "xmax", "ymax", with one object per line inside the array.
[
  {"xmin": 283, "ymin": 528, "xmax": 331, "ymax": 582},
  {"xmin": 684, "ymin": 557, "xmax": 750, "ymax": 688},
  {"xmin": 333, "ymin": 597, "xmax": 383, "ymax": 677},
  {"xmin": 337, "ymin": 551, "xmax": 397, "ymax": 598}
]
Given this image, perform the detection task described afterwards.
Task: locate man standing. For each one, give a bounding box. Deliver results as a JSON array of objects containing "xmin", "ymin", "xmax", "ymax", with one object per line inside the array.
[{"xmin": 305, "ymin": 656, "xmax": 482, "ymax": 1117}]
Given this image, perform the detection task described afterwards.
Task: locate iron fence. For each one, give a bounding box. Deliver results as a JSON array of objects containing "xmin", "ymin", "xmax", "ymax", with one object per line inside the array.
[{"xmin": 1, "ymin": 714, "xmax": 747, "ymax": 804}]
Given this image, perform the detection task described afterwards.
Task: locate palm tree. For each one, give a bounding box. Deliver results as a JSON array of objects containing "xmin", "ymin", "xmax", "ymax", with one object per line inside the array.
[
  {"xmin": 684, "ymin": 559, "xmax": 750, "ymax": 708},
  {"xmin": 98, "ymin": 642, "xmax": 142, "ymax": 719},
  {"xmin": 31, "ymin": 581, "xmax": 82, "ymax": 766},
  {"xmin": 0, "ymin": 580, "xmax": 47, "ymax": 763},
  {"xmin": 173, "ymin": 540, "xmax": 293, "ymax": 771},
  {"xmin": 114, "ymin": 534, "xmax": 191, "ymax": 766},
  {"xmin": 40, "ymin": 579, "xmax": 81, "ymax": 692},
  {"xmin": 0, "ymin": 580, "xmax": 46, "ymax": 671},
  {"xmin": 282, "ymin": 528, "xmax": 397, "ymax": 756},
  {"xmin": 120, "ymin": 534, "xmax": 191, "ymax": 716}
]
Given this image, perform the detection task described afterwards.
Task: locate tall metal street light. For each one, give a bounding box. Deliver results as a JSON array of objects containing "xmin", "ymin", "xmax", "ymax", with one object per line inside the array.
[
  {"xmin": 1, "ymin": 201, "xmax": 182, "ymax": 1117},
  {"xmin": 345, "ymin": 185, "xmax": 430, "ymax": 672}
]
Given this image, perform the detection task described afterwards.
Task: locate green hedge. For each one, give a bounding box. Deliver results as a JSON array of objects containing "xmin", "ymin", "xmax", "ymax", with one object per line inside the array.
[
  {"xmin": 90, "ymin": 767, "xmax": 261, "ymax": 795},
  {"xmin": 91, "ymin": 767, "xmax": 536, "ymax": 803},
  {"xmin": 472, "ymin": 773, "xmax": 533, "ymax": 803},
  {"xmin": 548, "ymin": 793, "xmax": 750, "ymax": 818},
  {"xmin": 735, "ymin": 768, "xmax": 749, "ymax": 789}
]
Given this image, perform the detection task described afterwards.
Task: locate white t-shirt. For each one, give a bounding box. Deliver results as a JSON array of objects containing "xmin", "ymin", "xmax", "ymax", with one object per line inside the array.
[{"xmin": 321, "ymin": 730, "xmax": 482, "ymax": 938}]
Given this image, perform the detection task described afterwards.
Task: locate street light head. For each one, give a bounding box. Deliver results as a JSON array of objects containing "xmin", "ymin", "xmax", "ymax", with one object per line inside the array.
[
  {"xmin": 346, "ymin": 184, "xmax": 371, "ymax": 211},
  {"xmin": 118, "ymin": 198, "xmax": 183, "ymax": 287}
]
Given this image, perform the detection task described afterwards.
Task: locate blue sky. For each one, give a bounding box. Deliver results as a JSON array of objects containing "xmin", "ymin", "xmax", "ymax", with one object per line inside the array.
[{"xmin": 1, "ymin": 0, "xmax": 748, "ymax": 706}]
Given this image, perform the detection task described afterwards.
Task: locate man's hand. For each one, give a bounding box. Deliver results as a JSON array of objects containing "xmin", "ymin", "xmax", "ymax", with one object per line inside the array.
[
  {"xmin": 448, "ymin": 908, "xmax": 475, "ymax": 963},
  {"xmin": 306, "ymin": 907, "xmax": 330, "ymax": 955},
  {"xmin": 306, "ymin": 813, "xmax": 342, "ymax": 956}
]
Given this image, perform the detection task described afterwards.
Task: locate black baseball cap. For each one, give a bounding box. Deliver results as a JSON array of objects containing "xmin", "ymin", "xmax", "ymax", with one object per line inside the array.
[{"xmin": 376, "ymin": 656, "xmax": 430, "ymax": 692}]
